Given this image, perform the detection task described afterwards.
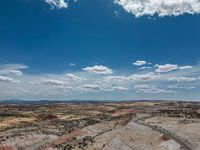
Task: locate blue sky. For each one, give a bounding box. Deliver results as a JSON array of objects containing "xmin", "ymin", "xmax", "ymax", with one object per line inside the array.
[{"xmin": 0, "ymin": 0, "xmax": 200, "ymax": 100}]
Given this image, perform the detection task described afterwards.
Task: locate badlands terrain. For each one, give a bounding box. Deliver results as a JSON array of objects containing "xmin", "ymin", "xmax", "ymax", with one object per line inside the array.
[{"xmin": 0, "ymin": 100, "xmax": 200, "ymax": 150}]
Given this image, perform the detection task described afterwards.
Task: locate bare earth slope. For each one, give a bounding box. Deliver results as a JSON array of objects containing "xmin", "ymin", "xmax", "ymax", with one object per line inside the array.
[{"xmin": 0, "ymin": 101, "xmax": 200, "ymax": 150}]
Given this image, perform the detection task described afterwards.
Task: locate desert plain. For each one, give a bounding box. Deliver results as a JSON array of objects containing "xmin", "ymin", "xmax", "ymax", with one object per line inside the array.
[{"xmin": 0, "ymin": 100, "xmax": 200, "ymax": 150}]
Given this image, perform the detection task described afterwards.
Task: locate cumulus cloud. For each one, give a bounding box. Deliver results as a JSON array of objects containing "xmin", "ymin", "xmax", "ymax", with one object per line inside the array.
[
  {"xmin": 134, "ymin": 84, "xmax": 173, "ymax": 93},
  {"xmin": 169, "ymin": 77, "xmax": 197, "ymax": 82},
  {"xmin": 114, "ymin": 0, "xmax": 200, "ymax": 17},
  {"xmin": 83, "ymin": 65, "xmax": 113, "ymax": 75},
  {"xmin": 155, "ymin": 64, "xmax": 194, "ymax": 73},
  {"xmin": 155, "ymin": 64, "xmax": 178, "ymax": 73},
  {"xmin": 45, "ymin": 0, "xmax": 68, "ymax": 9},
  {"xmin": 133, "ymin": 60, "xmax": 146, "ymax": 66}
]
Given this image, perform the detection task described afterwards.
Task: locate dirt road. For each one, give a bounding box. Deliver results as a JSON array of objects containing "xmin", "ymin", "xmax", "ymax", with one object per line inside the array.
[{"xmin": 136, "ymin": 120, "xmax": 193, "ymax": 150}]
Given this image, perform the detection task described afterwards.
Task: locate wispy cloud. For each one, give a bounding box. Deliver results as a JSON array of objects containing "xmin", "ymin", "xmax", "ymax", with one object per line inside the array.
[
  {"xmin": 179, "ymin": 66, "xmax": 193, "ymax": 70},
  {"xmin": 104, "ymin": 72, "xmax": 159, "ymax": 82},
  {"xmin": 0, "ymin": 64, "xmax": 28, "ymax": 76},
  {"xmin": 9, "ymin": 70, "xmax": 23, "ymax": 76},
  {"xmin": 0, "ymin": 75, "xmax": 14, "ymax": 83},
  {"xmin": 168, "ymin": 77, "xmax": 197, "ymax": 82},
  {"xmin": 0, "ymin": 64, "xmax": 28, "ymax": 70},
  {"xmin": 112, "ymin": 86, "xmax": 129, "ymax": 91},
  {"xmin": 129, "ymin": 72, "xmax": 159, "ymax": 81},
  {"xmin": 66, "ymin": 73, "xmax": 84, "ymax": 81},
  {"xmin": 41, "ymin": 79, "xmax": 69, "ymax": 86},
  {"xmin": 168, "ymin": 84, "xmax": 196, "ymax": 90},
  {"xmin": 0, "ymin": 75, "xmax": 19, "ymax": 83},
  {"xmin": 134, "ymin": 84, "xmax": 173, "ymax": 94},
  {"xmin": 139, "ymin": 66, "xmax": 152, "ymax": 70},
  {"xmin": 80, "ymin": 84, "xmax": 101, "ymax": 91},
  {"xmin": 69, "ymin": 63, "xmax": 76, "ymax": 66}
]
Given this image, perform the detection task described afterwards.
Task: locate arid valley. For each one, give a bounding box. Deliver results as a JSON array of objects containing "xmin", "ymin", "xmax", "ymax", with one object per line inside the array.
[{"xmin": 0, "ymin": 100, "xmax": 200, "ymax": 150}]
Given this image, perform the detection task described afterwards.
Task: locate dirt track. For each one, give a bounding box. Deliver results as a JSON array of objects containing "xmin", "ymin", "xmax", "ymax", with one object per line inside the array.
[
  {"xmin": 136, "ymin": 119, "xmax": 192, "ymax": 150},
  {"xmin": 80, "ymin": 117, "xmax": 183, "ymax": 150}
]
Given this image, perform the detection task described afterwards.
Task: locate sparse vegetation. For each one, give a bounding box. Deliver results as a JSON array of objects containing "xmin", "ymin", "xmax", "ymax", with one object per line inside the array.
[{"xmin": 0, "ymin": 101, "xmax": 199, "ymax": 150}]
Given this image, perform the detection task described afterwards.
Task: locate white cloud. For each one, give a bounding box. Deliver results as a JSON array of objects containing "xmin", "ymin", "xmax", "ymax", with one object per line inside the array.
[
  {"xmin": 105, "ymin": 72, "xmax": 159, "ymax": 82},
  {"xmin": 179, "ymin": 65, "xmax": 193, "ymax": 70},
  {"xmin": 0, "ymin": 75, "xmax": 14, "ymax": 83},
  {"xmin": 112, "ymin": 86, "xmax": 129, "ymax": 91},
  {"xmin": 80, "ymin": 84, "xmax": 101, "ymax": 91},
  {"xmin": 155, "ymin": 64, "xmax": 194, "ymax": 73},
  {"xmin": 139, "ymin": 66, "xmax": 152, "ymax": 70},
  {"xmin": 0, "ymin": 62, "xmax": 199, "ymax": 100},
  {"xmin": 168, "ymin": 84, "xmax": 196, "ymax": 89},
  {"xmin": 104, "ymin": 75, "xmax": 128, "ymax": 82},
  {"xmin": 83, "ymin": 65, "xmax": 113, "ymax": 75},
  {"xmin": 69, "ymin": 63, "xmax": 76, "ymax": 66},
  {"xmin": 114, "ymin": 0, "xmax": 200, "ymax": 17},
  {"xmin": 169, "ymin": 77, "xmax": 196, "ymax": 82},
  {"xmin": 129, "ymin": 72, "xmax": 159, "ymax": 81},
  {"xmin": 45, "ymin": 0, "xmax": 68, "ymax": 9},
  {"xmin": 134, "ymin": 84, "xmax": 173, "ymax": 93},
  {"xmin": 29, "ymin": 82, "xmax": 40, "ymax": 85},
  {"xmin": 155, "ymin": 64, "xmax": 178, "ymax": 73},
  {"xmin": 0, "ymin": 75, "xmax": 19, "ymax": 83},
  {"xmin": 55, "ymin": 85, "xmax": 75, "ymax": 91},
  {"xmin": 133, "ymin": 60, "xmax": 146, "ymax": 66},
  {"xmin": 0, "ymin": 64, "xmax": 27, "ymax": 76},
  {"xmin": 9, "ymin": 70, "xmax": 23, "ymax": 76},
  {"xmin": 41, "ymin": 79, "xmax": 68, "ymax": 86},
  {"xmin": 0, "ymin": 64, "xmax": 28, "ymax": 70},
  {"xmin": 66, "ymin": 73, "xmax": 83, "ymax": 81}
]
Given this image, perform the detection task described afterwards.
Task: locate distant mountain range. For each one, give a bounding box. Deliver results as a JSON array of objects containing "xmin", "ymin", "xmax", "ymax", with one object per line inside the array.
[
  {"xmin": 0, "ymin": 99, "xmax": 107, "ymax": 105},
  {"xmin": 0, "ymin": 99, "xmax": 198, "ymax": 105}
]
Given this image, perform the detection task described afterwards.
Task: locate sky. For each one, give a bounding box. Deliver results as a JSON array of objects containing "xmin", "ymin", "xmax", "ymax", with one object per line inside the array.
[{"xmin": 0, "ymin": 0, "xmax": 200, "ymax": 101}]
